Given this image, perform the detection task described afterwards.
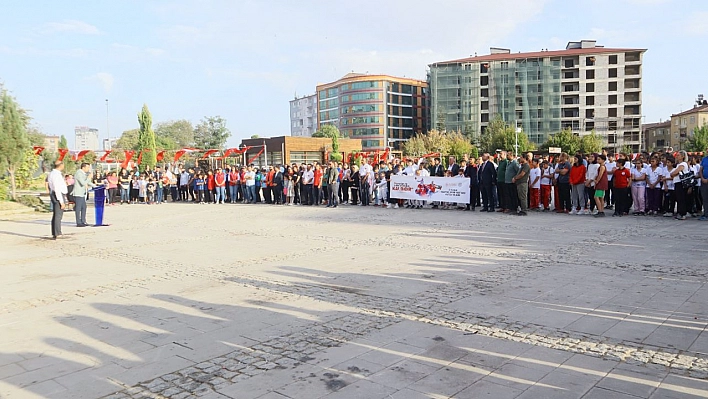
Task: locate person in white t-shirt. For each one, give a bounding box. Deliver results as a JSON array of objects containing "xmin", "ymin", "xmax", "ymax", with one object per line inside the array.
[
  {"xmin": 528, "ymin": 159, "xmax": 541, "ymax": 211},
  {"xmin": 669, "ymin": 151, "xmax": 690, "ymax": 220},
  {"xmin": 585, "ymin": 155, "xmax": 601, "ymax": 214},
  {"xmin": 630, "ymin": 158, "xmax": 647, "ymax": 215},
  {"xmin": 645, "ymin": 156, "xmax": 663, "ymax": 215},
  {"xmin": 539, "ymin": 160, "xmax": 554, "ymax": 211},
  {"xmin": 605, "ymin": 157, "xmax": 617, "ymax": 210},
  {"xmin": 662, "ymin": 157, "xmax": 676, "ymax": 216}
]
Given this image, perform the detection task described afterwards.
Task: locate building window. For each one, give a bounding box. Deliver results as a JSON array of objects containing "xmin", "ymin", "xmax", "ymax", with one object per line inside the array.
[
  {"xmin": 586, "ymin": 109, "xmax": 594, "ymax": 118},
  {"xmin": 690, "ymin": 116, "xmax": 696, "ymax": 124},
  {"xmin": 609, "ymin": 95, "xmax": 617, "ymax": 104},
  {"xmin": 609, "ymin": 108, "xmax": 617, "ymax": 118},
  {"xmin": 586, "ymin": 83, "xmax": 594, "ymax": 92},
  {"xmin": 609, "ymin": 55, "xmax": 618, "ymax": 64},
  {"xmin": 480, "ymin": 76, "xmax": 489, "ymax": 86},
  {"xmin": 586, "ymin": 70, "xmax": 595, "ymax": 79},
  {"xmin": 586, "ymin": 57, "xmax": 596, "ymax": 66},
  {"xmin": 609, "ymin": 68, "xmax": 617, "ymax": 78},
  {"xmin": 608, "ymin": 81, "xmax": 617, "ymax": 91},
  {"xmin": 586, "ymin": 96, "xmax": 595, "ymax": 106}
]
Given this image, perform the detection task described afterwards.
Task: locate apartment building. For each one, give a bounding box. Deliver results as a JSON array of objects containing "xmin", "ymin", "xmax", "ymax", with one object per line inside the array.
[
  {"xmin": 429, "ymin": 40, "xmax": 646, "ymax": 151},
  {"xmin": 670, "ymin": 103, "xmax": 708, "ymax": 150},
  {"xmin": 643, "ymin": 121, "xmax": 671, "ymax": 152},
  {"xmin": 43, "ymin": 135, "xmax": 60, "ymax": 153},
  {"xmin": 290, "ymin": 94, "xmax": 317, "ymax": 137},
  {"xmin": 74, "ymin": 126, "xmax": 99, "ymax": 151},
  {"xmin": 316, "ymin": 73, "xmax": 428, "ymax": 151}
]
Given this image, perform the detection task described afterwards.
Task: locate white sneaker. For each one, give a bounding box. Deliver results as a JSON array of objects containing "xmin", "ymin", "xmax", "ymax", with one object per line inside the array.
[
  {"xmin": 394, "ymin": 204, "xmax": 399, "ymax": 209},
  {"xmin": 570, "ymin": 209, "xmax": 577, "ymax": 215},
  {"xmin": 592, "ymin": 209, "xmax": 599, "ymax": 215},
  {"xmin": 581, "ymin": 209, "xmax": 589, "ymax": 215}
]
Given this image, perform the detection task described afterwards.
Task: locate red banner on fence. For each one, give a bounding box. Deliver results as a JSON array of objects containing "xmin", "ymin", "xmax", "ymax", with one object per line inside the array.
[
  {"xmin": 58, "ymin": 149, "xmax": 69, "ymax": 161},
  {"xmin": 247, "ymin": 148, "xmax": 264, "ymax": 164}
]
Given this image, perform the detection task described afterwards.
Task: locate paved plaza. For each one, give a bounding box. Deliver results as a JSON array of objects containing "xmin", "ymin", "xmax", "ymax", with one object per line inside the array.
[{"xmin": 0, "ymin": 203, "xmax": 707, "ymax": 399}]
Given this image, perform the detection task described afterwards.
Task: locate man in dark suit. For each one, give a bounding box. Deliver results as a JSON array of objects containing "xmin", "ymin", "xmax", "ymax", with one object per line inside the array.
[
  {"xmin": 478, "ymin": 153, "xmax": 497, "ymax": 212},
  {"xmin": 448, "ymin": 156, "xmax": 460, "ymax": 176},
  {"xmin": 429, "ymin": 157, "xmax": 445, "ymax": 209},
  {"xmin": 464, "ymin": 159, "xmax": 479, "ymax": 211},
  {"xmin": 429, "ymin": 157, "xmax": 445, "ymax": 177}
]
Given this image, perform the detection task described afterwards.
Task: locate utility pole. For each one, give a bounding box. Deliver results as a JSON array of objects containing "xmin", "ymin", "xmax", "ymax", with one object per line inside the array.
[{"xmin": 105, "ymin": 99, "xmax": 110, "ymax": 151}]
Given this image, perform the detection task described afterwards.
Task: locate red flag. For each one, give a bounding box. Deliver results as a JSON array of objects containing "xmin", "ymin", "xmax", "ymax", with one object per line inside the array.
[
  {"xmin": 121, "ymin": 150, "xmax": 134, "ymax": 169},
  {"xmin": 247, "ymin": 148, "xmax": 264, "ymax": 164},
  {"xmin": 137, "ymin": 150, "xmax": 144, "ymax": 165},
  {"xmin": 58, "ymin": 149, "xmax": 70, "ymax": 161},
  {"xmin": 156, "ymin": 151, "xmax": 165, "ymax": 162},
  {"xmin": 202, "ymin": 149, "xmax": 219, "ymax": 159},
  {"xmin": 32, "ymin": 146, "xmax": 45, "ymax": 156},
  {"xmin": 75, "ymin": 150, "xmax": 92, "ymax": 162},
  {"xmin": 100, "ymin": 150, "xmax": 112, "ymax": 162}
]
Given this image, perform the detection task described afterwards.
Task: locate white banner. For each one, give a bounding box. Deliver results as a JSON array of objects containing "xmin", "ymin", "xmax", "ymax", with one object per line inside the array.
[{"xmin": 390, "ymin": 175, "xmax": 470, "ymax": 203}]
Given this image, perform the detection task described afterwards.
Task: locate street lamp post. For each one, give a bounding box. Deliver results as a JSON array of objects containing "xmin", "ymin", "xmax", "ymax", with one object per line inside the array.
[{"xmin": 105, "ymin": 99, "xmax": 110, "ymax": 151}]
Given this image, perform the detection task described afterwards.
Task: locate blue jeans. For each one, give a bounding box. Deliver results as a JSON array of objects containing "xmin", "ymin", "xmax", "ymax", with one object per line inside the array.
[
  {"xmin": 120, "ymin": 187, "xmax": 130, "ymax": 203},
  {"xmin": 215, "ymin": 186, "xmax": 226, "ymax": 203},
  {"xmin": 245, "ymin": 185, "xmax": 255, "ymax": 203},
  {"xmin": 229, "ymin": 185, "xmax": 237, "ymax": 202},
  {"xmin": 156, "ymin": 187, "xmax": 163, "ymax": 203}
]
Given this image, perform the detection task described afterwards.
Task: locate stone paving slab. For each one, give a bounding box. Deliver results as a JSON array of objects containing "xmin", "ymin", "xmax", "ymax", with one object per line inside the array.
[{"xmin": 1, "ymin": 203, "xmax": 707, "ymax": 398}]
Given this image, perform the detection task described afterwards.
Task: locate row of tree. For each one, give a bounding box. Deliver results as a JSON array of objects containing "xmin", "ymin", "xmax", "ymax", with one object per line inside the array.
[
  {"xmin": 0, "ymin": 86, "xmax": 51, "ymax": 200},
  {"xmin": 115, "ymin": 115, "xmax": 231, "ymax": 153}
]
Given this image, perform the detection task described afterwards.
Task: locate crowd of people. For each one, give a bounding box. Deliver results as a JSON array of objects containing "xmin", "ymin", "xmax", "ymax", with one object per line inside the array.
[{"xmin": 52, "ymin": 147, "xmax": 708, "ymax": 233}]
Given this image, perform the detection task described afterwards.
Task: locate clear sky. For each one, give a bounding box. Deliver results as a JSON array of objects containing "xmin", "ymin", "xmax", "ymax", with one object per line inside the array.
[{"xmin": 1, "ymin": 0, "xmax": 706, "ymax": 149}]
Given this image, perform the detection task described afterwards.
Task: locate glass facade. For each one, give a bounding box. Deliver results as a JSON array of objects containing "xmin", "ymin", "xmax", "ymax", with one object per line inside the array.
[{"xmin": 317, "ymin": 75, "xmax": 428, "ymax": 150}]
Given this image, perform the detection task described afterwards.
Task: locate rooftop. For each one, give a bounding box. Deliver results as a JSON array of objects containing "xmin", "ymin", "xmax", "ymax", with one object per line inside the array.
[
  {"xmin": 431, "ymin": 41, "xmax": 646, "ymax": 66},
  {"xmin": 671, "ymin": 103, "xmax": 708, "ymax": 118},
  {"xmin": 642, "ymin": 121, "xmax": 671, "ymax": 130}
]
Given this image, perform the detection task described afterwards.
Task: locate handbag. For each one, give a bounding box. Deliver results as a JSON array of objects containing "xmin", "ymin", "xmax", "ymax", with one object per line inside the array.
[{"xmin": 679, "ymin": 170, "xmax": 695, "ymax": 187}]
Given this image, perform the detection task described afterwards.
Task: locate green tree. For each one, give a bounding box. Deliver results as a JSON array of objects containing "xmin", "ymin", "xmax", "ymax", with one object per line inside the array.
[
  {"xmin": 402, "ymin": 134, "xmax": 426, "ymax": 156},
  {"xmin": 250, "ymin": 134, "xmax": 260, "ymax": 139},
  {"xmin": 313, "ymin": 125, "xmax": 342, "ymax": 160},
  {"xmin": 59, "ymin": 135, "xmax": 68, "ymax": 149},
  {"xmin": 312, "ymin": 124, "xmax": 340, "ymax": 139},
  {"xmin": 542, "ymin": 128, "xmax": 581, "ymax": 154},
  {"xmin": 137, "ymin": 104, "xmax": 157, "ymax": 170},
  {"xmin": 155, "ymin": 119, "xmax": 194, "ymax": 148},
  {"xmin": 479, "ymin": 116, "xmax": 534, "ymax": 154},
  {"xmin": 115, "ymin": 129, "xmax": 139, "ymax": 150},
  {"xmin": 0, "ymin": 90, "xmax": 30, "ymax": 200},
  {"xmin": 448, "ymin": 131, "xmax": 475, "ymax": 162},
  {"xmin": 579, "ymin": 131, "xmax": 605, "ymax": 154},
  {"xmin": 194, "ymin": 116, "xmax": 231, "ymax": 149},
  {"xmin": 686, "ymin": 125, "xmax": 708, "ymax": 152}
]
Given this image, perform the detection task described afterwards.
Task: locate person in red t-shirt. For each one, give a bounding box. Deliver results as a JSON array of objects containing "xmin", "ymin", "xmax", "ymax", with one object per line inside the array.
[
  {"xmin": 569, "ymin": 155, "xmax": 587, "ymax": 214},
  {"xmin": 313, "ymin": 165, "xmax": 323, "ymax": 206},
  {"xmin": 612, "ymin": 160, "xmax": 631, "ymax": 216},
  {"xmin": 228, "ymin": 167, "xmax": 238, "ymax": 203},
  {"xmin": 214, "ymin": 168, "xmax": 226, "ymax": 204},
  {"xmin": 206, "ymin": 170, "xmax": 216, "ymax": 203}
]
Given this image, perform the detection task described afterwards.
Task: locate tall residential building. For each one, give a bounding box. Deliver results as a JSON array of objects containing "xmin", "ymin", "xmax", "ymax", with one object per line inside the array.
[
  {"xmin": 43, "ymin": 135, "xmax": 60, "ymax": 153},
  {"xmin": 669, "ymin": 102, "xmax": 708, "ymax": 150},
  {"xmin": 316, "ymin": 73, "xmax": 428, "ymax": 151},
  {"xmin": 429, "ymin": 40, "xmax": 646, "ymax": 152},
  {"xmin": 74, "ymin": 126, "xmax": 99, "ymax": 151},
  {"xmin": 290, "ymin": 94, "xmax": 317, "ymax": 137}
]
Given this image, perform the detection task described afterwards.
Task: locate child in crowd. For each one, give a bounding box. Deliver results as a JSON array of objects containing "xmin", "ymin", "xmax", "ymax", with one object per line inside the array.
[
  {"xmin": 377, "ymin": 172, "xmax": 387, "ymax": 206},
  {"xmin": 284, "ymin": 174, "xmax": 294, "ymax": 205},
  {"xmin": 529, "ymin": 159, "xmax": 541, "ymax": 211},
  {"xmin": 663, "ymin": 157, "xmax": 676, "ymax": 216},
  {"xmin": 146, "ymin": 178, "xmax": 156, "ymax": 205},
  {"xmin": 539, "ymin": 160, "xmax": 553, "ymax": 211},
  {"xmin": 138, "ymin": 175, "xmax": 147, "ymax": 204},
  {"xmin": 630, "ymin": 159, "xmax": 647, "ymax": 215},
  {"xmin": 195, "ymin": 173, "xmax": 206, "ymax": 204}
]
